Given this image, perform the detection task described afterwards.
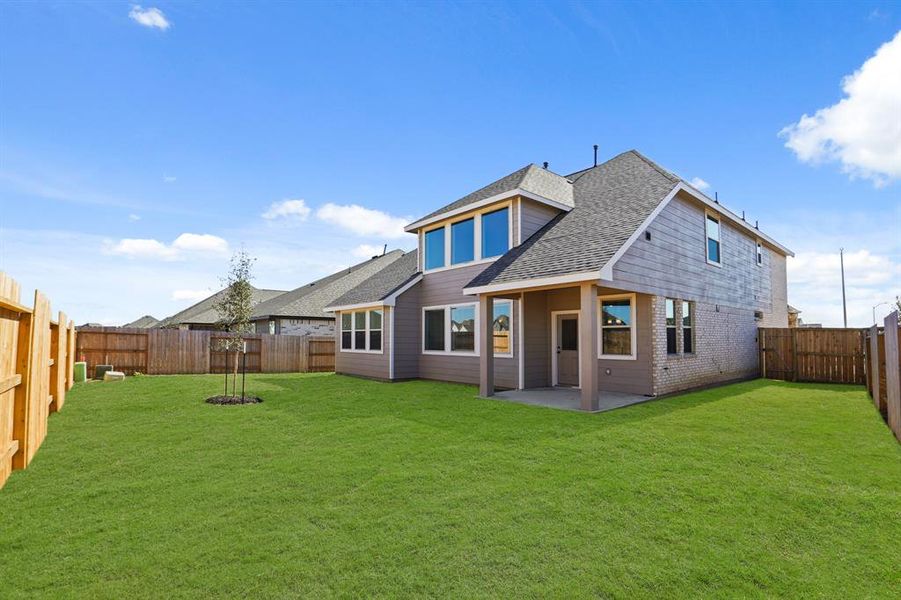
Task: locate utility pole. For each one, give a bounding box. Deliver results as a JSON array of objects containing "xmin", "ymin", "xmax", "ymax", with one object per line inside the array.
[{"xmin": 840, "ymin": 248, "xmax": 847, "ymax": 328}]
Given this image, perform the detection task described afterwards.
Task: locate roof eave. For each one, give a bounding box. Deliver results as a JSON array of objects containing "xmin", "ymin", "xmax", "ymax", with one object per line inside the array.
[{"xmin": 404, "ymin": 189, "xmax": 573, "ymax": 232}]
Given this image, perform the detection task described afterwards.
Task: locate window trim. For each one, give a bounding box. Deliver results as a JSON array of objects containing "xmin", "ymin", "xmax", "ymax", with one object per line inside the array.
[
  {"xmin": 338, "ymin": 309, "xmax": 385, "ymax": 354},
  {"xmin": 597, "ymin": 293, "xmax": 638, "ymax": 361},
  {"xmin": 681, "ymin": 300, "xmax": 694, "ymax": 354},
  {"xmin": 492, "ymin": 299, "xmax": 514, "ymax": 358},
  {"xmin": 421, "ymin": 303, "xmax": 480, "ymax": 356},
  {"xmin": 421, "ymin": 201, "xmax": 513, "ymax": 273},
  {"xmin": 665, "ymin": 298, "xmax": 678, "ymax": 355},
  {"xmin": 705, "ymin": 211, "xmax": 722, "ymax": 267}
]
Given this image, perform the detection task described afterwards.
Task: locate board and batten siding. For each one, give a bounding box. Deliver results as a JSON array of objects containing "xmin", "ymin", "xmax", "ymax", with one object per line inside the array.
[
  {"xmin": 334, "ymin": 308, "xmax": 391, "ymax": 380},
  {"xmin": 518, "ymin": 198, "xmax": 561, "ymax": 244},
  {"xmin": 414, "ymin": 263, "xmax": 519, "ymax": 388},
  {"xmin": 611, "ymin": 191, "xmax": 784, "ymax": 323}
]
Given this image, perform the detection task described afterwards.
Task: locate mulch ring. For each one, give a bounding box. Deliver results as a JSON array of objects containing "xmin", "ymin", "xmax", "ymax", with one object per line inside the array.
[{"xmin": 205, "ymin": 395, "xmax": 263, "ymax": 405}]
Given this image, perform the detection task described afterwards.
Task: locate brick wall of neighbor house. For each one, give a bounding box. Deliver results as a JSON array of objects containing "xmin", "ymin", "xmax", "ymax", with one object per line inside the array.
[
  {"xmin": 278, "ymin": 318, "xmax": 335, "ymax": 336},
  {"xmin": 650, "ymin": 296, "xmax": 759, "ymax": 396},
  {"xmin": 758, "ymin": 253, "xmax": 789, "ymax": 327}
]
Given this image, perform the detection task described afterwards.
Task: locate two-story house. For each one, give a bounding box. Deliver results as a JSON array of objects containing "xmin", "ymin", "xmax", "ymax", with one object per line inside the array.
[{"xmin": 325, "ymin": 150, "xmax": 792, "ymax": 411}]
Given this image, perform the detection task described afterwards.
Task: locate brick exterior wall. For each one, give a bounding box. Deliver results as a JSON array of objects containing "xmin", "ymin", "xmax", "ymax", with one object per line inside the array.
[
  {"xmin": 650, "ymin": 296, "xmax": 759, "ymax": 396},
  {"xmin": 278, "ymin": 318, "xmax": 334, "ymax": 336}
]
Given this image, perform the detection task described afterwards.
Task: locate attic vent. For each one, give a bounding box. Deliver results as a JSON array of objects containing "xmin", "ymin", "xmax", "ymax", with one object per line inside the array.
[
  {"xmin": 754, "ymin": 311, "xmax": 764, "ymax": 321},
  {"xmin": 644, "ymin": 231, "xmax": 651, "ymax": 241}
]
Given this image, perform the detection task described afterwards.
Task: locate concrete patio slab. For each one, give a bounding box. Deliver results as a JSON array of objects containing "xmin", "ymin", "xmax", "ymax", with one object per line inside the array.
[{"xmin": 492, "ymin": 387, "xmax": 653, "ymax": 412}]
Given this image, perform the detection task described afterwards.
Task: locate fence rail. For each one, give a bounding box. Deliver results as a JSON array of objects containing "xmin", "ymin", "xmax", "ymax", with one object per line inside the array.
[
  {"xmin": 75, "ymin": 327, "xmax": 335, "ymax": 376},
  {"xmin": 865, "ymin": 312, "xmax": 901, "ymax": 442},
  {"xmin": 759, "ymin": 327, "xmax": 867, "ymax": 384},
  {"xmin": 1, "ymin": 271, "xmax": 76, "ymax": 490}
]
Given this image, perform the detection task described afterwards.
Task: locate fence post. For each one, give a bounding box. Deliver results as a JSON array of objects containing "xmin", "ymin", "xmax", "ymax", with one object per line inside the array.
[
  {"xmin": 13, "ymin": 290, "xmax": 51, "ymax": 470},
  {"xmin": 883, "ymin": 312, "xmax": 900, "ymax": 441},
  {"xmin": 759, "ymin": 329, "xmax": 766, "ymax": 378},
  {"xmin": 66, "ymin": 320, "xmax": 75, "ymax": 391},
  {"xmin": 790, "ymin": 328, "xmax": 798, "ymax": 382}
]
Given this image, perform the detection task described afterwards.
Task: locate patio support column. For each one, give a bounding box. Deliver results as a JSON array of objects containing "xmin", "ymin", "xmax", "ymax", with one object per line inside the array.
[
  {"xmin": 579, "ymin": 282, "xmax": 599, "ymax": 411},
  {"xmin": 479, "ymin": 294, "xmax": 494, "ymax": 397}
]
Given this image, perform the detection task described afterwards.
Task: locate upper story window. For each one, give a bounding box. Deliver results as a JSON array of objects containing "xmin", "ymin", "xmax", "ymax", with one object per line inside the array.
[
  {"xmin": 706, "ymin": 214, "xmax": 721, "ymax": 265},
  {"xmin": 481, "ymin": 207, "xmax": 510, "ymax": 259},
  {"xmin": 424, "ymin": 227, "xmax": 445, "ymax": 270},
  {"xmin": 421, "ymin": 204, "xmax": 511, "ymax": 272},
  {"xmin": 451, "ymin": 218, "xmax": 475, "ymax": 265},
  {"xmin": 756, "ymin": 242, "xmax": 763, "ymax": 266},
  {"xmin": 599, "ymin": 294, "xmax": 636, "ymax": 360}
]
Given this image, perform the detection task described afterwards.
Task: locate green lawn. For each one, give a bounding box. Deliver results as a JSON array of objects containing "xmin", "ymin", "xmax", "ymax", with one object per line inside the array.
[{"xmin": 1, "ymin": 375, "xmax": 899, "ymax": 598}]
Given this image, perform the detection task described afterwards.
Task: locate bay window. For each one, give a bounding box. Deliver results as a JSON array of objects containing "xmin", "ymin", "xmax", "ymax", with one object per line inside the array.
[
  {"xmin": 339, "ymin": 309, "xmax": 383, "ymax": 353},
  {"xmin": 599, "ymin": 295, "xmax": 636, "ymax": 359}
]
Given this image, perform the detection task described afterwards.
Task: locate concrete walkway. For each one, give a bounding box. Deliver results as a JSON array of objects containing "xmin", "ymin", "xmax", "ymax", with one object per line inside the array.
[{"xmin": 492, "ymin": 387, "xmax": 653, "ymax": 413}]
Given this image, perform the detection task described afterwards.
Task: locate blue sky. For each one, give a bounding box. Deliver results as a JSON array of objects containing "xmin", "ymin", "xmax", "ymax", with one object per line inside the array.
[{"xmin": 1, "ymin": 1, "xmax": 899, "ymax": 326}]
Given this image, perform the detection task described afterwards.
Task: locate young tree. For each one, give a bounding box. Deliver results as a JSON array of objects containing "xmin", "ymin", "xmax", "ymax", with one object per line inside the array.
[{"xmin": 214, "ymin": 249, "xmax": 256, "ymax": 398}]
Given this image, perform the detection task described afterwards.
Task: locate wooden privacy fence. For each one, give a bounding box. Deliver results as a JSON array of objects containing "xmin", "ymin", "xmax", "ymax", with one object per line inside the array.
[
  {"xmin": 1, "ymin": 272, "xmax": 76, "ymax": 490},
  {"xmin": 864, "ymin": 312, "xmax": 901, "ymax": 442},
  {"xmin": 76, "ymin": 327, "xmax": 335, "ymax": 376},
  {"xmin": 759, "ymin": 327, "xmax": 867, "ymax": 384}
]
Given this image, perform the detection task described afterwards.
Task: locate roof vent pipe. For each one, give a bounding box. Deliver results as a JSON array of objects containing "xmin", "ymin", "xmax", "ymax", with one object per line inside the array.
[
  {"xmin": 543, "ymin": 161, "xmax": 549, "ymax": 169},
  {"xmin": 593, "ymin": 144, "xmax": 598, "ymax": 167},
  {"xmin": 714, "ymin": 192, "xmax": 719, "ymax": 204}
]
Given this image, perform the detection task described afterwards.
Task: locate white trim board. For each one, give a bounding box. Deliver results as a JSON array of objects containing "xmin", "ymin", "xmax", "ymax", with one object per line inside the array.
[{"xmin": 404, "ymin": 188, "xmax": 573, "ymax": 232}]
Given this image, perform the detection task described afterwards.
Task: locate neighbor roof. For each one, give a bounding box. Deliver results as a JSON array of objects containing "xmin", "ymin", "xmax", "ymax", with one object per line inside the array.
[
  {"xmin": 466, "ymin": 151, "xmax": 679, "ymax": 288},
  {"xmin": 123, "ymin": 315, "xmax": 159, "ymax": 328},
  {"xmin": 249, "ymin": 250, "xmax": 405, "ymax": 320},
  {"xmin": 405, "ymin": 163, "xmax": 575, "ymax": 231},
  {"xmin": 157, "ymin": 286, "xmax": 286, "ymax": 328},
  {"xmin": 326, "ymin": 250, "xmax": 420, "ymax": 310}
]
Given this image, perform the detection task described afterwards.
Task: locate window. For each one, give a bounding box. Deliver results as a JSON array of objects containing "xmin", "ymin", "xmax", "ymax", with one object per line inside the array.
[
  {"xmin": 600, "ymin": 295, "xmax": 635, "ymax": 358},
  {"xmin": 493, "ymin": 300, "xmax": 512, "ymax": 355},
  {"xmin": 354, "ymin": 312, "xmax": 366, "ymax": 350},
  {"xmin": 450, "ymin": 305, "xmax": 475, "ymax": 351},
  {"xmin": 369, "ymin": 310, "xmax": 383, "ymax": 351},
  {"xmin": 340, "ymin": 310, "xmax": 383, "ymax": 352},
  {"xmin": 424, "ymin": 308, "xmax": 445, "ymax": 351},
  {"xmin": 451, "ymin": 218, "xmax": 475, "ymax": 264},
  {"xmin": 682, "ymin": 301, "xmax": 693, "ymax": 354},
  {"xmin": 706, "ymin": 214, "xmax": 721, "ymax": 265},
  {"xmin": 341, "ymin": 313, "xmax": 352, "ymax": 350},
  {"xmin": 424, "ymin": 227, "xmax": 445, "ymax": 270},
  {"xmin": 481, "ymin": 207, "xmax": 509, "ymax": 258},
  {"xmin": 756, "ymin": 242, "xmax": 763, "ymax": 266},
  {"xmin": 665, "ymin": 298, "xmax": 677, "ymax": 354}
]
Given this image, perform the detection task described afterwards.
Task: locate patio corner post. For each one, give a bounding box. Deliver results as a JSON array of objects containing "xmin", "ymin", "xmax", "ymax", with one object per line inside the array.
[
  {"xmin": 579, "ymin": 282, "xmax": 600, "ymax": 411},
  {"xmin": 479, "ymin": 294, "xmax": 494, "ymax": 397}
]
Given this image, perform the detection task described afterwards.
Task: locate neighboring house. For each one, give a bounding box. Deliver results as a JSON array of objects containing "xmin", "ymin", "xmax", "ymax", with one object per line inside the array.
[
  {"xmin": 326, "ymin": 150, "xmax": 793, "ymax": 410},
  {"xmin": 156, "ymin": 286, "xmax": 286, "ymax": 330},
  {"xmin": 787, "ymin": 305, "xmax": 801, "ymax": 328},
  {"xmin": 122, "ymin": 315, "xmax": 159, "ymax": 328},
  {"xmin": 248, "ymin": 251, "xmax": 406, "ymax": 336}
]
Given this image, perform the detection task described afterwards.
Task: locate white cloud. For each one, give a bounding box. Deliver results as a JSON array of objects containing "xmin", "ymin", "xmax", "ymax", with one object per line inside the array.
[
  {"xmin": 171, "ymin": 233, "xmax": 229, "ymax": 254},
  {"xmin": 352, "ymin": 244, "xmax": 385, "ymax": 259},
  {"xmin": 689, "ymin": 177, "xmax": 710, "ymax": 191},
  {"xmin": 128, "ymin": 213, "xmax": 141, "ymax": 222},
  {"xmin": 171, "ymin": 289, "xmax": 211, "ymax": 302},
  {"xmin": 105, "ymin": 233, "xmax": 229, "ymax": 260},
  {"xmin": 163, "ymin": 175, "xmax": 176, "ymax": 183},
  {"xmin": 780, "ymin": 30, "xmax": 901, "ymax": 187},
  {"xmin": 262, "ymin": 199, "xmax": 311, "ymax": 221},
  {"xmin": 129, "ymin": 5, "xmax": 170, "ymax": 30},
  {"xmin": 316, "ymin": 203, "xmax": 410, "ymax": 239}
]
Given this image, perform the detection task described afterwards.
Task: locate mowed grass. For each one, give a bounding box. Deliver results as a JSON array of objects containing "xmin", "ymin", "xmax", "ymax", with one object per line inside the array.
[{"xmin": 1, "ymin": 375, "xmax": 899, "ymax": 598}]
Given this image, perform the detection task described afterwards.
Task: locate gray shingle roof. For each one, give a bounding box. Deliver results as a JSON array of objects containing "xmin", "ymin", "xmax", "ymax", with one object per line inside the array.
[
  {"xmin": 466, "ymin": 150, "xmax": 679, "ymax": 288},
  {"xmin": 249, "ymin": 250, "xmax": 405, "ymax": 320},
  {"xmin": 408, "ymin": 163, "xmax": 574, "ymax": 228},
  {"xmin": 326, "ymin": 250, "xmax": 420, "ymax": 308},
  {"xmin": 157, "ymin": 287, "xmax": 287, "ymax": 328},
  {"xmin": 123, "ymin": 315, "xmax": 159, "ymax": 328}
]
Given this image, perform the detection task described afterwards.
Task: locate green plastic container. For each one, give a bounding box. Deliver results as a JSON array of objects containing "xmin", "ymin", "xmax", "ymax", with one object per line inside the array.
[{"xmin": 73, "ymin": 362, "xmax": 87, "ymax": 383}]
